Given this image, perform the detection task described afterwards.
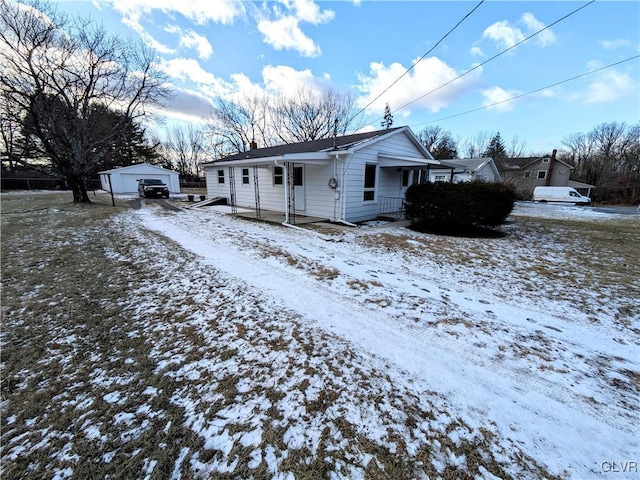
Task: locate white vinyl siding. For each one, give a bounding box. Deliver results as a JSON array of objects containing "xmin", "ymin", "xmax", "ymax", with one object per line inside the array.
[{"xmin": 343, "ymin": 131, "xmax": 426, "ymax": 223}]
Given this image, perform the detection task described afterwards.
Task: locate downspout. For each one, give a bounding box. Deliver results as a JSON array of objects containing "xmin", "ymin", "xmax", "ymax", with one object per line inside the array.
[
  {"xmin": 274, "ymin": 159, "xmax": 289, "ymax": 224},
  {"xmin": 332, "ymin": 155, "xmax": 338, "ymax": 222},
  {"xmin": 336, "ymin": 154, "xmax": 357, "ymax": 227}
]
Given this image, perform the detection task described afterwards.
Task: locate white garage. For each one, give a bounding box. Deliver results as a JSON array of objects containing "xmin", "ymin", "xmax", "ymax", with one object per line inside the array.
[{"xmin": 99, "ymin": 163, "xmax": 180, "ymax": 194}]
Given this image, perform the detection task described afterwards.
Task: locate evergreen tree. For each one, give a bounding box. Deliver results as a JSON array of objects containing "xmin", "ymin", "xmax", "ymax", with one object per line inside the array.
[
  {"xmin": 483, "ymin": 132, "xmax": 507, "ymax": 159},
  {"xmin": 381, "ymin": 103, "xmax": 393, "ymax": 129}
]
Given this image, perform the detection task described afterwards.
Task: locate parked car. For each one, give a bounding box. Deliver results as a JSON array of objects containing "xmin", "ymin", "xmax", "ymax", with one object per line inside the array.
[
  {"xmin": 138, "ymin": 178, "xmax": 169, "ymax": 198},
  {"xmin": 533, "ymin": 186, "xmax": 591, "ymax": 206}
]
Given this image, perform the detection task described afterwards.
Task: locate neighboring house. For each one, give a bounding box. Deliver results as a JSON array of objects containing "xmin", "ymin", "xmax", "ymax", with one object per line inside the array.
[
  {"xmin": 202, "ymin": 126, "xmax": 458, "ymax": 224},
  {"xmin": 429, "ymin": 157, "xmax": 501, "ymax": 183},
  {"xmin": 502, "ymin": 150, "xmax": 595, "ymax": 199},
  {"xmin": 99, "ymin": 163, "xmax": 180, "ymax": 194}
]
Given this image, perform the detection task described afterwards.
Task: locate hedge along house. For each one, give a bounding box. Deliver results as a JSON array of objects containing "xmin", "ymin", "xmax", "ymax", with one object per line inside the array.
[
  {"xmin": 202, "ymin": 126, "xmax": 458, "ymax": 224},
  {"xmin": 99, "ymin": 163, "xmax": 180, "ymax": 194}
]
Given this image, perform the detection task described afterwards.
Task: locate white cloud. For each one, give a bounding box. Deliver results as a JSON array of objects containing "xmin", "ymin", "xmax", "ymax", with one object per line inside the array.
[
  {"xmin": 165, "ymin": 25, "xmax": 213, "ymax": 60},
  {"xmin": 289, "ymin": 0, "xmax": 335, "ymax": 24},
  {"xmin": 480, "ymin": 86, "xmax": 522, "ymax": 112},
  {"xmin": 104, "ymin": 0, "xmax": 244, "ymax": 53},
  {"xmin": 482, "ymin": 13, "xmax": 555, "ymax": 50},
  {"xmin": 159, "ymin": 58, "xmax": 220, "ymax": 86},
  {"xmin": 161, "ymin": 87, "xmax": 215, "ymax": 122},
  {"xmin": 105, "ymin": 0, "xmax": 244, "ymax": 26},
  {"xmin": 355, "ymin": 56, "xmax": 481, "ymax": 116},
  {"xmin": 257, "ymin": 16, "xmax": 321, "ymax": 57},
  {"xmin": 521, "ymin": 13, "xmax": 556, "ymax": 46},
  {"xmin": 482, "ymin": 20, "xmax": 525, "ymax": 50},
  {"xmin": 470, "ymin": 46, "xmax": 484, "ymax": 57},
  {"xmin": 256, "ymin": 0, "xmax": 334, "ymax": 57},
  {"xmin": 121, "ymin": 16, "xmax": 175, "ymax": 54},
  {"xmin": 262, "ymin": 65, "xmax": 331, "ymax": 94},
  {"xmin": 578, "ymin": 70, "xmax": 638, "ymax": 104},
  {"xmin": 599, "ymin": 39, "xmax": 634, "ymax": 50}
]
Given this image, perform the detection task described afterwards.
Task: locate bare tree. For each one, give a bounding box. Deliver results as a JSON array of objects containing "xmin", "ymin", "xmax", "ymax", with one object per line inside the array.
[
  {"xmin": 0, "ymin": 0, "xmax": 169, "ymax": 202},
  {"xmin": 271, "ymin": 86, "xmax": 362, "ymax": 144},
  {"xmin": 462, "ymin": 131, "xmax": 493, "ymax": 158},
  {"xmin": 0, "ymin": 94, "xmax": 20, "ymax": 169},
  {"xmin": 206, "ymin": 93, "xmax": 272, "ymax": 155},
  {"xmin": 416, "ymin": 125, "xmax": 458, "ymax": 159},
  {"xmin": 505, "ymin": 134, "xmax": 527, "ymax": 159},
  {"xmin": 416, "ymin": 125, "xmax": 445, "ymax": 152},
  {"xmin": 205, "ymin": 86, "xmax": 364, "ymax": 156},
  {"xmin": 161, "ymin": 124, "xmax": 209, "ymax": 180},
  {"xmin": 561, "ymin": 122, "xmax": 640, "ymax": 202}
]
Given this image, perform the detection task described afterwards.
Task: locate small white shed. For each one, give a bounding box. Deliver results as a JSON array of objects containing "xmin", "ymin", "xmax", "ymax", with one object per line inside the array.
[{"xmin": 99, "ymin": 163, "xmax": 180, "ymax": 194}]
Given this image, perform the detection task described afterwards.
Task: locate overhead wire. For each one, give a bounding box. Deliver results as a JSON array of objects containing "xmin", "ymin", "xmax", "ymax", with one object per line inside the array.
[
  {"xmin": 350, "ymin": 0, "xmax": 485, "ymax": 123},
  {"xmin": 409, "ymin": 54, "xmax": 640, "ymax": 127},
  {"xmin": 363, "ymin": 0, "xmax": 596, "ymax": 128}
]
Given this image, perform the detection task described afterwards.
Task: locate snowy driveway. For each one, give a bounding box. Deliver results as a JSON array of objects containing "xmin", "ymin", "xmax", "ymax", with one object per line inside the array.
[{"xmin": 134, "ymin": 201, "xmax": 638, "ymax": 479}]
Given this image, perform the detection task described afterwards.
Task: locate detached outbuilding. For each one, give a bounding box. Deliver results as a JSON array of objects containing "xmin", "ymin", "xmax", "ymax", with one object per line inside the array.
[{"xmin": 99, "ymin": 163, "xmax": 180, "ymax": 194}]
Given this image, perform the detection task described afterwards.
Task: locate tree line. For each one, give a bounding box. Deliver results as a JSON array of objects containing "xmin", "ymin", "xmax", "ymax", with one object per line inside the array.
[{"xmin": 1, "ymin": 0, "xmax": 637, "ymax": 203}]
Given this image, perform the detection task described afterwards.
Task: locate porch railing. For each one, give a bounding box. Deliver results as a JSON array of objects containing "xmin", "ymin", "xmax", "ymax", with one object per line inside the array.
[{"xmin": 377, "ymin": 196, "xmax": 405, "ymax": 218}]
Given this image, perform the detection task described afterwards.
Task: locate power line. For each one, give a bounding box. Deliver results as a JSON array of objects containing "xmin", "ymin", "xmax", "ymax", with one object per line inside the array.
[
  {"xmin": 410, "ymin": 54, "xmax": 640, "ymax": 127},
  {"xmin": 350, "ymin": 0, "xmax": 485, "ymax": 123},
  {"xmin": 365, "ymin": 0, "xmax": 595, "ymax": 128}
]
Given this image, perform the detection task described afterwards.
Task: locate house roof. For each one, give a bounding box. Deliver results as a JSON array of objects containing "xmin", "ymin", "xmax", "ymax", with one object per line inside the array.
[
  {"xmin": 568, "ymin": 179, "xmax": 596, "ymax": 189},
  {"xmin": 446, "ymin": 157, "xmax": 494, "ymax": 171},
  {"xmin": 502, "ymin": 156, "xmax": 574, "ymax": 171},
  {"xmin": 202, "ymin": 126, "xmax": 426, "ymax": 166},
  {"xmin": 98, "ymin": 163, "xmax": 178, "ymax": 175}
]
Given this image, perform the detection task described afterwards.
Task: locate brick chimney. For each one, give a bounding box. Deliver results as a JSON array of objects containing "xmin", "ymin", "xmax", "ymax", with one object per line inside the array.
[
  {"xmin": 249, "ymin": 140, "xmax": 257, "ymax": 150},
  {"xmin": 546, "ymin": 149, "xmax": 557, "ymax": 186}
]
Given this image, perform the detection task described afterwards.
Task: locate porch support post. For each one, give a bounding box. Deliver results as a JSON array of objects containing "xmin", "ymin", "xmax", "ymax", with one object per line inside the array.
[{"xmin": 276, "ymin": 160, "xmax": 290, "ymax": 224}]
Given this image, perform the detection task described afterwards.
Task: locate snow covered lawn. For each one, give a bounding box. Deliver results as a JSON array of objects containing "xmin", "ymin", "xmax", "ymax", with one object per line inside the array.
[{"xmin": 1, "ymin": 192, "xmax": 638, "ymax": 479}]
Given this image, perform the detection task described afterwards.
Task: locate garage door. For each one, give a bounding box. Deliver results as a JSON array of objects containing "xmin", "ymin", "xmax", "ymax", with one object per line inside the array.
[{"xmin": 121, "ymin": 174, "xmax": 142, "ymax": 193}]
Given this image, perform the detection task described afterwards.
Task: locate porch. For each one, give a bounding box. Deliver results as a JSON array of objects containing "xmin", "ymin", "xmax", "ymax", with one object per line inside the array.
[{"xmin": 235, "ymin": 209, "xmax": 329, "ymax": 225}]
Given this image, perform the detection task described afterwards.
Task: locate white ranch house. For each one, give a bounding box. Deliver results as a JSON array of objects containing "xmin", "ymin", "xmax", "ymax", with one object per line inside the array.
[{"xmin": 203, "ymin": 127, "xmax": 465, "ymax": 224}]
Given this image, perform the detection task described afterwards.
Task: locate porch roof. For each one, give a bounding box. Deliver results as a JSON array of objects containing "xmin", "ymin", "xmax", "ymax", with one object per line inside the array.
[
  {"xmin": 203, "ymin": 152, "xmax": 332, "ymax": 168},
  {"xmin": 568, "ymin": 179, "xmax": 596, "ymax": 189},
  {"xmin": 378, "ymin": 154, "xmax": 460, "ymax": 169}
]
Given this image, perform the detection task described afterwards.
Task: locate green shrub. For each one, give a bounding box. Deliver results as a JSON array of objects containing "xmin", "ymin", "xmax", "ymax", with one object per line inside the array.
[{"xmin": 405, "ymin": 181, "xmax": 516, "ymax": 232}]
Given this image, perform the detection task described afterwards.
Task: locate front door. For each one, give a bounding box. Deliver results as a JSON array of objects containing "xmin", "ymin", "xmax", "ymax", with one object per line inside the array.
[{"xmin": 293, "ymin": 165, "xmax": 305, "ymax": 211}]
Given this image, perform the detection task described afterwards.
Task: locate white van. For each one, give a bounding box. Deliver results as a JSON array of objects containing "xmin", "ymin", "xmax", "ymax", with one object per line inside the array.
[{"xmin": 533, "ymin": 186, "xmax": 591, "ymax": 206}]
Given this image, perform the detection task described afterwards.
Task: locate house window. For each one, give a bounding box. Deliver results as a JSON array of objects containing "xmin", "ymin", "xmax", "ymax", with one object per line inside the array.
[
  {"xmin": 524, "ymin": 170, "xmax": 531, "ymax": 178},
  {"xmin": 274, "ymin": 166, "xmax": 283, "ymax": 185},
  {"xmin": 363, "ymin": 163, "xmax": 377, "ymax": 201},
  {"xmin": 542, "ymin": 158, "xmax": 550, "ymax": 163},
  {"xmin": 401, "ymin": 170, "xmax": 410, "ymax": 187},
  {"xmin": 217, "ymin": 170, "xmax": 225, "ymax": 184},
  {"xmin": 537, "ymin": 170, "xmax": 547, "ymax": 179},
  {"xmin": 242, "ymin": 168, "xmax": 250, "ymax": 184},
  {"xmin": 434, "ymin": 175, "xmax": 447, "ymax": 182}
]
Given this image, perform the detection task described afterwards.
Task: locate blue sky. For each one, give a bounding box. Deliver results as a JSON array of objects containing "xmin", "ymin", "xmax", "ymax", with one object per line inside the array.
[{"xmin": 55, "ymin": 0, "xmax": 639, "ymax": 154}]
